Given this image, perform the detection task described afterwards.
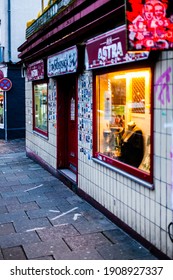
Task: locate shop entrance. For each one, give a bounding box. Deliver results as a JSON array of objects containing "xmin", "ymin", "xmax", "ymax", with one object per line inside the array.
[{"xmin": 57, "ymin": 75, "xmax": 78, "ymax": 179}]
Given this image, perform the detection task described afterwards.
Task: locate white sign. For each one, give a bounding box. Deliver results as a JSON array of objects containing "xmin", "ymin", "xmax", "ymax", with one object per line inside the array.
[
  {"xmin": 47, "ymin": 46, "xmax": 78, "ymax": 77},
  {"xmin": 0, "ymin": 65, "xmax": 7, "ymax": 78},
  {"xmin": 104, "ymin": 91, "xmax": 112, "ymax": 120}
]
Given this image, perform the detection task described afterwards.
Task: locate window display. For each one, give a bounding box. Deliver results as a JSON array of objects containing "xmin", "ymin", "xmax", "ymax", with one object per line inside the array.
[
  {"xmin": 95, "ymin": 68, "xmax": 152, "ymax": 179},
  {"xmin": 33, "ymin": 83, "xmax": 48, "ymax": 136}
]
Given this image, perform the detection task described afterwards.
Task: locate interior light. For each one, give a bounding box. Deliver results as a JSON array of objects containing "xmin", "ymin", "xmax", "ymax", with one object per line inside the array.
[
  {"xmin": 114, "ymin": 75, "xmax": 126, "ymax": 79},
  {"xmin": 113, "ymin": 69, "xmax": 150, "ymax": 80}
]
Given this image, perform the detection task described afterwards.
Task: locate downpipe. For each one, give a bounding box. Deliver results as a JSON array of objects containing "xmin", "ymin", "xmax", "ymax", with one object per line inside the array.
[{"xmin": 8, "ymin": 0, "xmax": 11, "ymax": 62}]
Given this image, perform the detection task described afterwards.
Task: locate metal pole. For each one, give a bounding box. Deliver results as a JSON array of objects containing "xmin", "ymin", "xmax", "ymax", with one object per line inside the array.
[
  {"xmin": 8, "ymin": 0, "xmax": 11, "ymax": 62},
  {"xmin": 41, "ymin": 0, "xmax": 44, "ymax": 13},
  {"xmin": 4, "ymin": 91, "xmax": 7, "ymax": 142}
]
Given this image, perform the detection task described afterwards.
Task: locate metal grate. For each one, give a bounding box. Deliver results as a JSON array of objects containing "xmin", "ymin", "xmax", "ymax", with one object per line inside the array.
[{"xmin": 132, "ymin": 77, "xmax": 145, "ymax": 113}]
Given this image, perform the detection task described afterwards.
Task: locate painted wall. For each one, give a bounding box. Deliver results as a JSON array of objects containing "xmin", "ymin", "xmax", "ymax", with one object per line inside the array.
[
  {"xmin": 7, "ymin": 64, "xmax": 25, "ymax": 138},
  {"xmin": 0, "ymin": 0, "xmax": 41, "ymax": 62}
]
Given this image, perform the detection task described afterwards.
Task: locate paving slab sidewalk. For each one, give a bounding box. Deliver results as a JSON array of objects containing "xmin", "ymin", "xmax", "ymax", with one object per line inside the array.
[{"xmin": 0, "ymin": 139, "xmax": 158, "ymax": 260}]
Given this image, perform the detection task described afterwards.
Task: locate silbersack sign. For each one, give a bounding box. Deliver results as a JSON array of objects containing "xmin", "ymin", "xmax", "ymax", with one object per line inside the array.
[
  {"xmin": 47, "ymin": 46, "xmax": 78, "ymax": 77},
  {"xmin": 85, "ymin": 25, "xmax": 149, "ymax": 70}
]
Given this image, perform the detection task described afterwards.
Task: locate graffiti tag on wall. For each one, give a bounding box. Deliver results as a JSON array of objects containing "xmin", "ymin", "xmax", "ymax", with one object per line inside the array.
[
  {"xmin": 155, "ymin": 66, "xmax": 172, "ymax": 105},
  {"xmin": 157, "ymin": 66, "xmax": 173, "ymax": 240}
]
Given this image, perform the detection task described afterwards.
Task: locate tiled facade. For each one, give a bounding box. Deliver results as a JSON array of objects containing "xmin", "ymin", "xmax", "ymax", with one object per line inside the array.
[
  {"xmin": 21, "ymin": 1, "xmax": 173, "ymax": 259},
  {"xmin": 24, "ymin": 51, "xmax": 173, "ymax": 259},
  {"xmin": 77, "ymin": 52, "xmax": 173, "ymax": 258},
  {"xmin": 25, "ymin": 79, "xmax": 57, "ymax": 169}
]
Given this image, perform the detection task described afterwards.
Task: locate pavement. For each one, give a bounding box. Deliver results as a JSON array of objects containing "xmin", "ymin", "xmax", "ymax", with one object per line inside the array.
[{"xmin": 0, "ymin": 139, "xmax": 158, "ymax": 260}]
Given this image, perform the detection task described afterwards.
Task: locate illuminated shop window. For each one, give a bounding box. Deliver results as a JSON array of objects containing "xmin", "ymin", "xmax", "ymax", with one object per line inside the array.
[
  {"xmin": 95, "ymin": 68, "xmax": 152, "ymax": 181},
  {"xmin": 0, "ymin": 91, "xmax": 4, "ymax": 128},
  {"xmin": 33, "ymin": 83, "xmax": 48, "ymax": 136}
]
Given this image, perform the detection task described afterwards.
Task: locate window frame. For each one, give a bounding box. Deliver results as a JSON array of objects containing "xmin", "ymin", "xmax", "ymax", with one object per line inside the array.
[
  {"xmin": 93, "ymin": 65, "xmax": 154, "ymax": 184},
  {"xmin": 33, "ymin": 81, "xmax": 48, "ymax": 137}
]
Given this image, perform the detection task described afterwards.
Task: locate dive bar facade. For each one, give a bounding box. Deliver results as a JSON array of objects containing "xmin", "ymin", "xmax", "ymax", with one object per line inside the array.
[{"xmin": 18, "ymin": 0, "xmax": 173, "ymax": 259}]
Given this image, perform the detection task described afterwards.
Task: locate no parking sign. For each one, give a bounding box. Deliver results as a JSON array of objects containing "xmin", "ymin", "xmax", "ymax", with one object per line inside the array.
[
  {"xmin": 0, "ymin": 78, "xmax": 12, "ymax": 91},
  {"xmin": 0, "ymin": 77, "xmax": 12, "ymax": 141}
]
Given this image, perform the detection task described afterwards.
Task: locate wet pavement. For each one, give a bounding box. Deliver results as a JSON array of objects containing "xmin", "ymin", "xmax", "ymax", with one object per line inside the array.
[{"xmin": 0, "ymin": 139, "xmax": 158, "ymax": 260}]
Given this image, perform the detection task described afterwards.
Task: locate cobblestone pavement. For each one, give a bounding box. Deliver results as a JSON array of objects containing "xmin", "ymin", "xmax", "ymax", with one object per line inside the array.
[{"xmin": 0, "ymin": 139, "xmax": 158, "ymax": 260}]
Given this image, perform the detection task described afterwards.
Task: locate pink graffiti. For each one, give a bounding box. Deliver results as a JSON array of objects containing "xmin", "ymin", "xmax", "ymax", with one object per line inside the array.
[{"xmin": 155, "ymin": 67, "xmax": 172, "ymax": 105}]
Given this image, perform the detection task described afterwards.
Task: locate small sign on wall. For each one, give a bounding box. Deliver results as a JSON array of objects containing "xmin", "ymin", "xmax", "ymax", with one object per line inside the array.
[
  {"xmin": 104, "ymin": 91, "xmax": 112, "ymax": 121},
  {"xmin": 70, "ymin": 98, "xmax": 75, "ymax": 121},
  {"xmin": 27, "ymin": 60, "xmax": 44, "ymax": 81}
]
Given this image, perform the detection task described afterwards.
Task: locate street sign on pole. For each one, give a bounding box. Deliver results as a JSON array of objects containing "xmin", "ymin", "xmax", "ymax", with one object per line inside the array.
[
  {"xmin": 0, "ymin": 78, "xmax": 12, "ymax": 91},
  {"xmin": 4, "ymin": 91, "xmax": 7, "ymax": 142},
  {"xmin": 0, "ymin": 78, "xmax": 12, "ymax": 142}
]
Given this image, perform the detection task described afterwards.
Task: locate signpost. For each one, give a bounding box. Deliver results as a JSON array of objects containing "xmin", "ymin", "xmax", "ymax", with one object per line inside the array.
[
  {"xmin": 0, "ymin": 78, "xmax": 12, "ymax": 91},
  {"xmin": 0, "ymin": 78, "xmax": 12, "ymax": 141}
]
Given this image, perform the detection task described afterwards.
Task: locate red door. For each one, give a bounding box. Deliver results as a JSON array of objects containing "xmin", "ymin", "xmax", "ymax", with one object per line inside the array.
[
  {"xmin": 57, "ymin": 75, "xmax": 78, "ymax": 174},
  {"xmin": 67, "ymin": 78, "xmax": 77, "ymax": 173}
]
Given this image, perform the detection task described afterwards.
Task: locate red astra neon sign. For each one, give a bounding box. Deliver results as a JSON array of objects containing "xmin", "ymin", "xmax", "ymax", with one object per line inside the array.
[{"xmin": 126, "ymin": 0, "xmax": 173, "ymax": 51}]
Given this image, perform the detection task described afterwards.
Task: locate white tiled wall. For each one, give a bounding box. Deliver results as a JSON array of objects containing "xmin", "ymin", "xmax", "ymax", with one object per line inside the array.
[
  {"xmin": 25, "ymin": 56, "xmax": 173, "ymax": 258},
  {"xmin": 78, "ymin": 59, "xmax": 173, "ymax": 259},
  {"xmin": 25, "ymin": 78, "xmax": 57, "ymax": 169}
]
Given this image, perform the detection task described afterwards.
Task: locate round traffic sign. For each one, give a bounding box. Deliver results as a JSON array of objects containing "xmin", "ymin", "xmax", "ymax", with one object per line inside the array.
[{"xmin": 0, "ymin": 78, "xmax": 12, "ymax": 91}]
